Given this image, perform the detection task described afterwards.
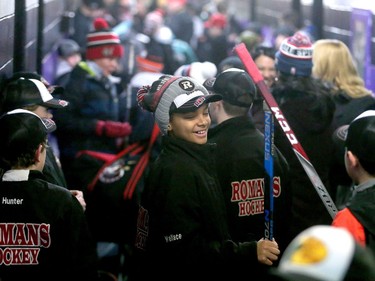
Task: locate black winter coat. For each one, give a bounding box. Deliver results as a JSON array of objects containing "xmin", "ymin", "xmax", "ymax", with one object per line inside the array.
[
  {"xmin": 0, "ymin": 170, "xmax": 98, "ymax": 281},
  {"xmin": 208, "ymin": 116, "xmax": 292, "ymax": 255},
  {"xmin": 133, "ymin": 136, "xmax": 258, "ymax": 281},
  {"xmin": 271, "ymin": 77, "xmax": 336, "ymax": 238}
]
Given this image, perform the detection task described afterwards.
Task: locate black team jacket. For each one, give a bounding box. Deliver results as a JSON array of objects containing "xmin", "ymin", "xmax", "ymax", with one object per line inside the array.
[{"xmin": 133, "ymin": 136, "xmax": 259, "ymax": 281}]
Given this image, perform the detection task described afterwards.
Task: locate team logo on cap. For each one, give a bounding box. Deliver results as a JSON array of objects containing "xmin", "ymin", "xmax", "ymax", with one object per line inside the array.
[
  {"xmin": 179, "ymin": 80, "xmax": 195, "ymax": 91},
  {"xmin": 102, "ymin": 47, "xmax": 115, "ymax": 57},
  {"xmin": 193, "ymin": 96, "xmax": 206, "ymax": 108}
]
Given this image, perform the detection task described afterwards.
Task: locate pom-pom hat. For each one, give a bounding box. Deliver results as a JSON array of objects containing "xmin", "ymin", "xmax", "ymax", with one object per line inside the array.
[
  {"xmin": 137, "ymin": 75, "xmax": 222, "ymax": 135},
  {"xmin": 275, "ymin": 31, "xmax": 313, "ymax": 77},
  {"xmin": 86, "ymin": 18, "xmax": 123, "ymax": 60}
]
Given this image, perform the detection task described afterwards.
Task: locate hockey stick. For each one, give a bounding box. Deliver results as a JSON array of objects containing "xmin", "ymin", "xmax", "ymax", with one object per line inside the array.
[
  {"xmin": 234, "ymin": 43, "xmax": 338, "ymax": 219},
  {"xmin": 264, "ymin": 101, "xmax": 274, "ymax": 240}
]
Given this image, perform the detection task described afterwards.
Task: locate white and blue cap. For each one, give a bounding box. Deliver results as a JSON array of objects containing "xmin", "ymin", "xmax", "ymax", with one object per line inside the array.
[{"xmin": 270, "ymin": 225, "xmax": 375, "ymax": 281}]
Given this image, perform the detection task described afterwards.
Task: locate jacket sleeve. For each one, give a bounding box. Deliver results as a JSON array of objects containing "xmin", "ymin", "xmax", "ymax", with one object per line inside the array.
[{"xmin": 332, "ymin": 208, "xmax": 366, "ymax": 246}]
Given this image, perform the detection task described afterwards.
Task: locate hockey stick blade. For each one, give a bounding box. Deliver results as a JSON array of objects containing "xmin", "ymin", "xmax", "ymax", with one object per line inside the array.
[{"xmin": 234, "ymin": 43, "xmax": 338, "ymax": 219}]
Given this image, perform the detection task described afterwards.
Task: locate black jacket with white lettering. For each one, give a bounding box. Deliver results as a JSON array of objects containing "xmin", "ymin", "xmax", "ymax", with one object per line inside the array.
[
  {"xmin": 0, "ymin": 170, "xmax": 98, "ymax": 281},
  {"xmin": 132, "ymin": 136, "xmax": 258, "ymax": 281},
  {"xmin": 208, "ymin": 116, "xmax": 292, "ymax": 258}
]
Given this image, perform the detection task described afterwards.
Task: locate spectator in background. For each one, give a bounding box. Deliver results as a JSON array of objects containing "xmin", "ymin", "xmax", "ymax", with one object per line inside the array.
[
  {"xmin": 154, "ymin": 25, "xmax": 198, "ymax": 68},
  {"xmin": 136, "ymin": 8, "xmax": 179, "ymax": 75},
  {"xmin": 250, "ymin": 45, "xmax": 277, "ymax": 133},
  {"xmin": 174, "ymin": 61, "xmax": 217, "ymax": 84},
  {"xmin": 126, "ymin": 54, "xmax": 165, "ymax": 144},
  {"xmin": 312, "ymin": 39, "xmax": 375, "ymax": 130},
  {"xmin": 271, "ymin": 32, "xmax": 336, "ymax": 239},
  {"xmin": 269, "ymin": 225, "xmax": 375, "ymax": 281},
  {"xmin": 54, "ymin": 17, "xmax": 133, "ymax": 279},
  {"xmin": 238, "ymin": 29, "xmax": 263, "ymax": 54},
  {"xmin": 196, "ymin": 12, "xmax": 230, "ymax": 67},
  {"xmin": 312, "ymin": 39, "xmax": 375, "ymax": 208},
  {"xmin": 0, "ymin": 109, "xmax": 98, "ymax": 281},
  {"xmin": 54, "ymin": 17, "xmax": 132, "ymax": 188},
  {"xmin": 164, "ymin": 0, "xmax": 193, "ymax": 44},
  {"xmin": 273, "ymin": 25, "xmax": 295, "ymax": 50},
  {"xmin": 217, "ymin": 55, "xmax": 244, "ymax": 73},
  {"xmin": 55, "ymin": 39, "xmax": 82, "ymax": 87},
  {"xmin": 331, "ymin": 111, "xmax": 375, "ymax": 255},
  {"xmin": 70, "ymin": 0, "xmax": 107, "ymax": 57},
  {"xmin": 273, "ymin": 11, "xmax": 300, "ymax": 50}
]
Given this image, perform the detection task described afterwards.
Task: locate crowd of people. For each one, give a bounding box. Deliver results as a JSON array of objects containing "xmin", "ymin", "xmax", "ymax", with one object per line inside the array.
[{"xmin": 1, "ymin": 0, "xmax": 375, "ymax": 280}]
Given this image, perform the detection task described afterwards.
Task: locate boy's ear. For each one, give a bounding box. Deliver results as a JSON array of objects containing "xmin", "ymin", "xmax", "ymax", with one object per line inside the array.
[
  {"xmin": 346, "ymin": 150, "xmax": 359, "ymax": 167},
  {"xmin": 34, "ymin": 144, "xmax": 43, "ymax": 163}
]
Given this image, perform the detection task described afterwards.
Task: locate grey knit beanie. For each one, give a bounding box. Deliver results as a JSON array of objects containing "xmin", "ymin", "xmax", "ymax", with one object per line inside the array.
[{"xmin": 137, "ymin": 75, "xmax": 221, "ymax": 135}]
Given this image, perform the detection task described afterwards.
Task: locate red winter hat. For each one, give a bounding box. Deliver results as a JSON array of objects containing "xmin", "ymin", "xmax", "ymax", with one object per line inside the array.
[
  {"xmin": 204, "ymin": 13, "xmax": 227, "ymax": 29},
  {"xmin": 86, "ymin": 18, "xmax": 123, "ymax": 60}
]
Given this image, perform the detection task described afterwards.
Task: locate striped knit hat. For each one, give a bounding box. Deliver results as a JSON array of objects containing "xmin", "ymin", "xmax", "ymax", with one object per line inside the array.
[
  {"xmin": 86, "ymin": 18, "xmax": 123, "ymax": 60},
  {"xmin": 275, "ymin": 31, "xmax": 313, "ymax": 77},
  {"xmin": 137, "ymin": 75, "xmax": 221, "ymax": 135}
]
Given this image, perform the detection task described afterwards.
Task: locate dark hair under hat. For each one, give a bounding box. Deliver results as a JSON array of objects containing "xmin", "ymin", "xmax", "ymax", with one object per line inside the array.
[
  {"xmin": 275, "ymin": 31, "xmax": 313, "ymax": 77},
  {"xmin": 1, "ymin": 77, "xmax": 68, "ymax": 113},
  {"xmin": 0, "ymin": 109, "xmax": 56, "ymax": 168},
  {"xmin": 212, "ymin": 68, "xmax": 256, "ymax": 107}
]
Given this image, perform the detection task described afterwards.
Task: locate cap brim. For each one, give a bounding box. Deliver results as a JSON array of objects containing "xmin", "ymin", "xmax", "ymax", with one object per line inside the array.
[
  {"xmin": 41, "ymin": 117, "xmax": 57, "ymax": 133},
  {"xmin": 42, "ymin": 98, "xmax": 69, "ymax": 109},
  {"xmin": 203, "ymin": 77, "xmax": 216, "ymax": 92},
  {"xmin": 45, "ymin": 85, "xmax": 69, "ymax": 108},
  {"xmin": 333, "ymin": 125, "xmax": 349, "ymax": 142},
  {"xmin": 173, "ymin": 94, "xmax": 222, "ymax": 113},
  {"xmin": 4, "ymin": 108, "xmax": 57, "ymax": 134},
  {"xmin": 331, "ymin": 124, "xmax": 349, "ymax": 166}
]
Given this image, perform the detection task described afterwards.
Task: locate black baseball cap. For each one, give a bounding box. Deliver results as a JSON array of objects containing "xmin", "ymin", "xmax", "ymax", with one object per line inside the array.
[
  {"xmin": 334, "ymin": 110, "xmax": 375, "ymax": 163},
  {"xmin": 2, "ymin": 77, "xmax": 68, "ymax": 112},
  {"xmin": 213, "ymin": 68, "xmax": 256, "ymax": 107},
  {"xmin": 0, "ymin": 109, "xmax": 56, "ymax": 165}
]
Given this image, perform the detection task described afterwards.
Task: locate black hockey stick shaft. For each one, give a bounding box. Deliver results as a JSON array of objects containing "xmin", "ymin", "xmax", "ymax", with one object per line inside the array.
[{"xmin": 234, "ymin": 43, "xmax": 338, "ymax": 219}]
